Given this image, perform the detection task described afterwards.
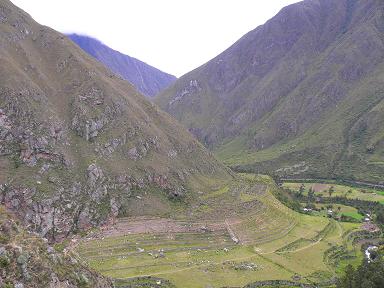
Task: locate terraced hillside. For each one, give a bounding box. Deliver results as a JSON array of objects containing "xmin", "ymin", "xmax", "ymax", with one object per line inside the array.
[
  {"xmin": 156, "ymin": 0, "xmax": 384, "ymax": 182},
  {"xmin": 75, "ymin": 175, "xmax": 367, "ymax": 288}
]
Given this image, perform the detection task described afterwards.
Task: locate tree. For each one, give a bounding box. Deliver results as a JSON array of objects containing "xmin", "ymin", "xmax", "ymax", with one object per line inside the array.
[
  {"xmin": 270, "ymin": 172, "xmax": 281, "ymax": 186},
  {"xmin": 298, "ymin": 184, "xmax": 305, "ymax": 197},
  {"xmin": 337, "ymin": 264, "xmax": 355, "ymax": 288},
  {"xmin": 308, "ymin": 187, "xmax": 315, "ymax": 203},
  {"xmin": 337, "ymin": 257, "xmax": 384, "ymax": 288},
  {"xmin": 375, "ymin": 208, "xmax": 384, "ymax": 225},
  {"xmin": 329, "ymin": 186, "xmax": 335, "ymax": 197}
]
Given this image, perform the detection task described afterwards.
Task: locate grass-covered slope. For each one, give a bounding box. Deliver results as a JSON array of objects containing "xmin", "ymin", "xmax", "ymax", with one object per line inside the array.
[
  {"xmin": 68, "ymin": 34, "xmax": 176, "ymax": 98},
  {"xmin": 156, "ymin": 0, "xmax": 384, "ymax": 182},
  {"xmin": 0, "ymin": 0, "xmax": 233, "ymax": 241},
  {"xmin": 0, "ymin": 206, "xmax": 113, "ymax": 288}
]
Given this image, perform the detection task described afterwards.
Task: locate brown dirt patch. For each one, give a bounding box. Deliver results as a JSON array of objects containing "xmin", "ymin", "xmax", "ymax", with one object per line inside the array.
[
  {"xmin": 101, "ymin": 216, "xmax": 228, "ymax": 237},
  {"xmin": 311, "ymin": 183, "xmax": 329, "ymax": 193}
]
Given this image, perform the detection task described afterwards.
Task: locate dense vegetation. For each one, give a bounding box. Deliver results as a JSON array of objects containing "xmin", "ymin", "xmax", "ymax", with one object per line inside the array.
[
  {"xmin": 277, "ymin": 181, "xmax": 384, "ymax": 226},
  {"xmin": 337, "ymin": 255, "xmax": 384, "ymax": 288}
]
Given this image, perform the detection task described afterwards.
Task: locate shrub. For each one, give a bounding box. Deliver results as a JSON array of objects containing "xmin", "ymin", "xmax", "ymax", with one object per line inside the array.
[{"xmin": 0, "ymin": 255, "xmax": 10, "ymax": 268}]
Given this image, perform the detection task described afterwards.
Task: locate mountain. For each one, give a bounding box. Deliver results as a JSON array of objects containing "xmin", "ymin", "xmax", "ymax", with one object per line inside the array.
[
  {"xmin": 0, "ymin": 0, "xmax": 232, "ymax": 241},
  {"xmin": 156, "ymin": 0, "xmax": 384, "ymax": 183},
  {"xmin": 68, "ymin": 33, "xmax": 176, "ymax": 97}
]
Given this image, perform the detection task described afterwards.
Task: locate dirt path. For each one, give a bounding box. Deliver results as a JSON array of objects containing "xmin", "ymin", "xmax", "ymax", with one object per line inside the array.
[{"xmin": 225, "ymin": 219, "xmax": 240, "ymax": 244}]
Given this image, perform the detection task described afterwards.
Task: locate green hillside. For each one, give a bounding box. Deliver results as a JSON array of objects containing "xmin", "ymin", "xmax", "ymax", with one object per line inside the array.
[{"xmin": 156, "ymin": 0, "xmax": 384, "ymax": 182}]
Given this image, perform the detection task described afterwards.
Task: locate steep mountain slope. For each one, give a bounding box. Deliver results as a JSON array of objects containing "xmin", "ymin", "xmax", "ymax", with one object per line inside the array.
[
  {"xmin": 68, "ymin": 34, "xmax": 176, "ymax": 97},
  {"xmin": 0, "ymin": 206, "xmax": 113, "ymax": 288},
  {"xmin": 156, "ymin": 0, "xmax": 384, "ymax": 182},
  {"xmin": 0, "ymin": 0, "xmax": 232, "ymax": 241}
]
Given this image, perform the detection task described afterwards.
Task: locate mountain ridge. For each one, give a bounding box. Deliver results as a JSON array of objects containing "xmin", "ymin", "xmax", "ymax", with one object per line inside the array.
[
  {"xmin": 156, "ymin": 0, "xmax": 384, "ymax": 182},
  {"xmin": 68, "ymin": 33, "xmax": 176, "ymax": 97}
]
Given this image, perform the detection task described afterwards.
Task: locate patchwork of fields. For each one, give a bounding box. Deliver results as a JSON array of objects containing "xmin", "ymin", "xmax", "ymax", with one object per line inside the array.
[
  {"xmin": 73, "ymin": 176, "xmax": 370, "ymax": 288},
  {"xmin": 283, "ymin": 182, "xmax": 384, "ymax": 203}
]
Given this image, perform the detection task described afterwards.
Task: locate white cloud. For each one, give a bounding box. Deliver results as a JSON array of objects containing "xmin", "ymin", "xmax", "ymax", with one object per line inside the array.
[{"xmin": 11, "ymin": 0, "xmax": 301, "ymax": 76}]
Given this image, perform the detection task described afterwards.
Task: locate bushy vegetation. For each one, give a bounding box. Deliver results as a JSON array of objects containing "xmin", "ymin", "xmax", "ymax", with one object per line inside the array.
[
  {"xmin": 280, "ymin": 182, "xmax": 384, "ymax": 225},
  {"xmin": 337, "ymin": 256, "xmax": 384, "ymax": 288}
]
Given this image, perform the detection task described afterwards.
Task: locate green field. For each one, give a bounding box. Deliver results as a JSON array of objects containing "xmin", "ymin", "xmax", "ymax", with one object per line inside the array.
[
  {"xmin": 74, "ymin": 175, "xmax": 368, "ymax": 288},
  {"xmin": 283, "ymin": 182, "xmax": 384, "ymax": 203},
  {"xmin": 310, "ymin": 203, "xmax": 364, "ymax": 221}
]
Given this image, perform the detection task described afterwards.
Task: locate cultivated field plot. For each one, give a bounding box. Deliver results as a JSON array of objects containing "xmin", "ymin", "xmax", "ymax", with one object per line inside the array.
[
  {"xmin": 312, "ymin": 203, "xmax": 364, "ymax": 221},
  {"xmin": 75, "ymin": 176, "xmax": 364, "ymax": 288},
  {"xmin": 283, "ymin": 182, "xmax": 384, "ymax": 203}
]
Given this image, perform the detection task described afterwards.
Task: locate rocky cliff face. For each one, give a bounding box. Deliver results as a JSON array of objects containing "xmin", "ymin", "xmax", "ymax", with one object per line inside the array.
[
  {"xmin": 0, "ymin": 0, "xmax": 232, "ymax": 241},
  {"xmin": 156, "ymin": 0, "xmax": 384, "ymax": 182},
  {"xmin": 68, "ymin": 34, "xmax": 176, "ymax": 97},
  {"xmin": 0, "ymin": 206, "xmax": 113, "ymax": 288}
]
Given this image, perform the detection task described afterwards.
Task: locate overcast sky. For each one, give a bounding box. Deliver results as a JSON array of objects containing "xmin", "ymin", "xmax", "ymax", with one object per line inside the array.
[{"xmin": 12, "ymin": 0, "xmax": 301, "ymax": 77}]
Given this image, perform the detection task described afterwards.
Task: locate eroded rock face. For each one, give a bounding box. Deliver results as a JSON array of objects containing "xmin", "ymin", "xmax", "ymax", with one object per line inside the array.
[
  {"xmin": 0, "ymin": 209, "xmax": 113, "ymax": 287},
  {"xmin": 71, "ymin": 105, "xmax": 114, "ymax": 142},
  {"xmin": 0, "ymin": 161, "xmax": 179, "ymax": 240},
  {"xmin": 0, "ymin": 103, "xmax": 184, "ymax": 240}
]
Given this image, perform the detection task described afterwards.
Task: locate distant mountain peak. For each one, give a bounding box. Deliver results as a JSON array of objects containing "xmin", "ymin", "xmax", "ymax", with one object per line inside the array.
[{"xmin": 68, "ymin": 33, "xmax": 176, "ymax": 97}]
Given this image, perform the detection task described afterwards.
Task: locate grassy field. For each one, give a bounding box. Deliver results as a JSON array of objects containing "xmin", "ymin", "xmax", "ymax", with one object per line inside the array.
[
  {"xmin": 73, "ymin": 175, "xmax": 368, "ymax": 288},
  {"xmin": 76, "ymin": 215, "xmax": 361, "ymax": 288},
  {"xmin": 283, "ymin": 182, "xmax": 384, "ymax": 203},
  {"xmin": 309, "ymin": 203, "xmax": 364, "ymax": 221}
]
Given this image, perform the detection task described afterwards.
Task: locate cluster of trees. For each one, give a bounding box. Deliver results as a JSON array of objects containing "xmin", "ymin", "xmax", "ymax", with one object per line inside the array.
[
  {"xmin": 376, "ymin": 207, "xmax": 384, "ymax": 226},
  {"xmin": 297, "ymin": 183, "xmax": 335, "ymax": 198},
  {"xmin": 337, "ymin": 257, "xmax": 384, "ymax": 288},
  {"xmin": 277, "ymin": 184, "xmax": 384, "ymax": 226}
]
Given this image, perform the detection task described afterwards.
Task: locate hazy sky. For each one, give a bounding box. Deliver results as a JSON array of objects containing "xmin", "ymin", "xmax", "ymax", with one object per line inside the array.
[{"xmin": 12, "ymin": 0, "xmax": 300, "ymax": 77}]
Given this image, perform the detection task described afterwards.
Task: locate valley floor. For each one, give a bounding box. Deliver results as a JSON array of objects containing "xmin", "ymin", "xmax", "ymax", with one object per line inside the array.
[{"xmin": 73, "ymin": 175, "xmax": 375, "ymax": 288}]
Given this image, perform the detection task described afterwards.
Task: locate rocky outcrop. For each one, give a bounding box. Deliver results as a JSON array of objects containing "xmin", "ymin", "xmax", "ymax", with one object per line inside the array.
[
  {"xmin": 0, "ymin": 159, "xmax": 183, "ymax": 240},
  {"xmin": 0, "ymin": 207, "xmax": 113, "ymax": 287},
  {"xmin": 71, "ymin": 93, "xmax": 120, "ymax": 142}
]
